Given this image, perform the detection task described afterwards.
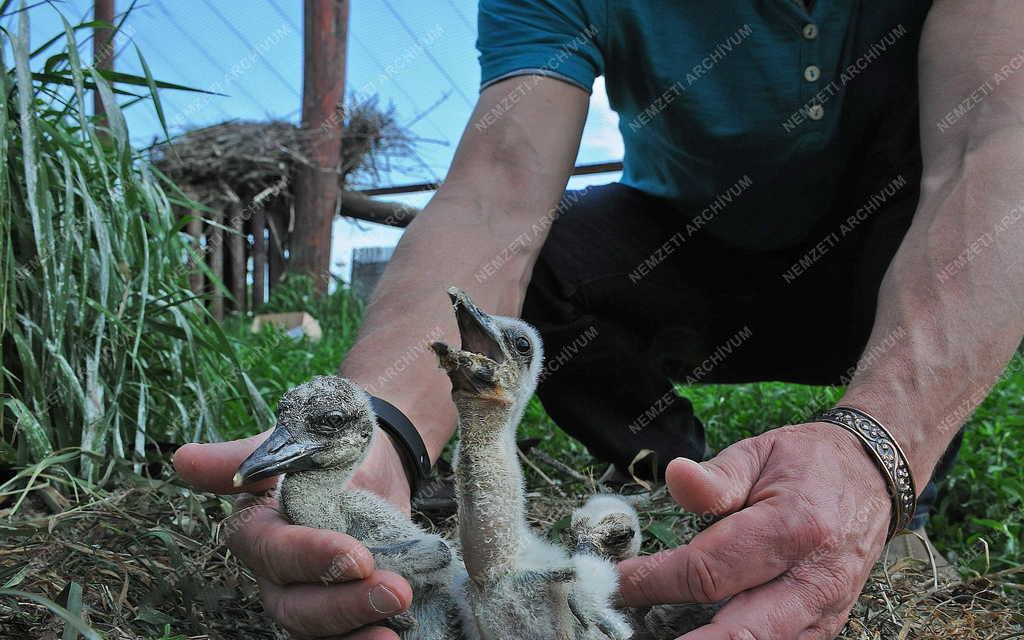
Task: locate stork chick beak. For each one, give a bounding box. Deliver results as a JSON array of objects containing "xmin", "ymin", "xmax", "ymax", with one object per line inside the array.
[
  {"xmin": 447, "ymin": 287, "xmax": 505, "ymax": 363},
  {"xmin": 430, "ymin": 287, "xmax": 507, "ymax": 395},
  {"xmin": 233, "ymin": 425, "xmax": 325, "ymax": 487}
]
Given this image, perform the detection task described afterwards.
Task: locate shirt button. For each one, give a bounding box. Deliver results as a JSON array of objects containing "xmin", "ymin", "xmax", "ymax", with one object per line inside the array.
[
  {"xmin": 807, "ymin": 104, "xmax": 825, "ymax": 120},
  {"xmin": 804, "ymin": 65, "xmax": 821, "ymax": 82},
  {"xmin": 803, "ymin": 23, "xmax": 819, "ymax": 40}
]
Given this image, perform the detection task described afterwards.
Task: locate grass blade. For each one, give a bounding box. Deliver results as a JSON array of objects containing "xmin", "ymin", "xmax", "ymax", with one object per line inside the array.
[{"xmin": 0, "ymin": 589, "xmax": 100, "ymax": 640}]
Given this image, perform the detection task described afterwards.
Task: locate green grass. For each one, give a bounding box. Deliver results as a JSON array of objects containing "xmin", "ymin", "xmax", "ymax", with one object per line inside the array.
[
  {"xmin": 216, "ymin": 276, "xmax": 363, "ymax": 441},
  {"xmin": 0, "ymin": 8, "xmax": 270, "ymax": 480},
  {"xmin": 229, "ymin": 284, "xmax": 1023, "ymax": 573}
]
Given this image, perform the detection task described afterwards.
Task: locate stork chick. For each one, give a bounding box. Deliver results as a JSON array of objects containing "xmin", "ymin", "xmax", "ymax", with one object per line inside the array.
[
  {"xmin": 432, "ymin": 288, "xmax": 631, "ymax": 640},
  {"xmin": 569, "ymin": 494, "xmax": 717, "ymax": 640},
  {"xmin": 234, "ymin": 375, "xmax": 463, "ymax": 640},
  {"xmin": 570, "ymin": 495, "xmax": 643, "ymax": 562}
]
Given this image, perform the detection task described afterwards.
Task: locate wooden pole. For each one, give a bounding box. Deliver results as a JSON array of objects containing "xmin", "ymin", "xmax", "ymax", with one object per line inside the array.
[
  {"xmin": 186, "ymin": 214, "xmax": 204, "ymax": 295},
  {"xmin": 228, "ymin": 202, "xmax": 245, "ymax": 313},
  {"xmin": 92, "ymin": 0, "xmax": 115, "ymax": 122},
  {"xmin": 267, "ymin": 202, "xmax": 287, "ymax": 296},
  {"xmin": 208, "ymin": 210, "xmax": 225, "ymax": 321},
  {"xmin": 290, "ymin": 0, "xmax": 349, "ymax": 293},
  {"xmin": 252, "ymin": 207, "xmax": 267, "ymax": 308}
]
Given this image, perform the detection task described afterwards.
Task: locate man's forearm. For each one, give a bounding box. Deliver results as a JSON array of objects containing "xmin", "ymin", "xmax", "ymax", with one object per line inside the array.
[
  {"xmin": 841, "ymin": 134, "xmax": 1024, "ymax": 482},
  {"xmin": 341, "ymin": 196, "xmax": 547, "ymax": 462},
  {"xmin": 841, "ymin": 0, "xmax": 1024, "ymax": 483},
  {"xmin": 339, "ymin": 77, "xmax": 589, "ymax": 463}
]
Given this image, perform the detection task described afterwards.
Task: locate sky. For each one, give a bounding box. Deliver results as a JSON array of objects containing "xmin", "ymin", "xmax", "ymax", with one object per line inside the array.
[{"xmin": 19, "ymin": 0, "xmax": 624, "ymax": 280}]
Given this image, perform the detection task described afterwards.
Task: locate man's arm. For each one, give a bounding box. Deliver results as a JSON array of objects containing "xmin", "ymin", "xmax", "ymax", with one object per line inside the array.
[
  {"xmin": 174, "ymin": 76, "xmax": 590, "ymax": 639},
  {"xmin": 618, "ymin": 3, "xmax": 1024, "ymax": 639},
  {"xmin": 347, "ymin": 75, "xmax": 590, "ymax": 506},
  {"xmin": 842, "ymin": 0, "xmax": 1024, "ymax": 483}
]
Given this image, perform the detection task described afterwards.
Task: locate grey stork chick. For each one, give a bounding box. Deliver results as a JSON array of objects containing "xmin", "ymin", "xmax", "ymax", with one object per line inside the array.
[
  {"xmin": 569, "ymin": 495, "xmax": 717, "ymax": 640},
  {"xmin": 570, "ymin": 495, "xmax": 643, "ymax": 562},
  {"xmin": 233, "ymin": 375, "xmax": 463, "ymax": 640},
  {"xmin": 431, "ymin": 287, "xmax": 632, "ymax": 640}
]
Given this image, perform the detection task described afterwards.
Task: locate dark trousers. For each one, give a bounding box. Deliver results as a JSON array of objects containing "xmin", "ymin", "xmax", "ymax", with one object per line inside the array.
[{"xmin": 522, "ymin": 182, "xmax": 962, "ymax": 528}]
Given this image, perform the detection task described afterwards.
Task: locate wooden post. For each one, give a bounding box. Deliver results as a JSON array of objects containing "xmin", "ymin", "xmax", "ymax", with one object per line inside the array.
[
  {"xmin": 208, "ymin": 210, "xmax": 225, "ymax": 321},
  {"xmin": 252, "ymin": 207, "xmax": 267, "ymax": 308},
  {"xmin": 93, "ymin": 0, "xmax": 115, "ymax": 122},
  {"xmin": 290, "ymin": 0, "xmax": 349, "ymax": 293},
  {"xmin": 186, "ymin": 214, "xmax": 204, "ymax": 295},
  {"xmin": 267, "ymin": 202, "xmax": 287, "ymax": 296},
  {"xmin": 228, "ymin": 201, "xmax": 245, "ymax": 313}
]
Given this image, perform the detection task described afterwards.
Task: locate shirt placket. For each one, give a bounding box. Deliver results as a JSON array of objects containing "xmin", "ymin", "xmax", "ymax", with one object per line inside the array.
[{"xmin": 796, "ymin": 7, "xmax": 826, "ymax": 134}]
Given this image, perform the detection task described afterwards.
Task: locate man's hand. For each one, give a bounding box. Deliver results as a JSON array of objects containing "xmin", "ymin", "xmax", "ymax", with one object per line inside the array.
[
  {"xmin": 619, "ymin": 422, "xmax": 894, "ymax": 639},
  {"xmin": 174, "ymin": 432, "xmax": 413, "ymax": 639}
]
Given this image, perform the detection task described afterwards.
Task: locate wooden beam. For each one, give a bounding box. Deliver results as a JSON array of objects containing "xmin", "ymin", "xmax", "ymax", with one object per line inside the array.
[
  {"xmin": 252, "ymin": 207, "xmax": 267, "ymax": 308},
  {"xmin": 356, "ymin": 161, "xmax": 625, "ymax": 196},
  {"xmin": 92, "ymin": 0, "xmax": 115, "ymax": 122},
  {"xmin": 340, "ymin": 190, "xmax": 419, "ymax": 227},
  {"xmin": 290, "ymin": 0, "xmax": 349, "ymax": 293}
]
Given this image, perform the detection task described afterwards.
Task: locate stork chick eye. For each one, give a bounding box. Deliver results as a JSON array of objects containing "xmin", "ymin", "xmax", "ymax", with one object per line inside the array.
[
  {"xmin": 513, "ymin": 336, "xmax": 532, "ymax": 354},
  {"xmin": 603, "ymin": 529, "xmax": 635, "ymax": 547},
  {"xmin": 310, "ymin": 411, "xmax": 349, "ymax": 433}
]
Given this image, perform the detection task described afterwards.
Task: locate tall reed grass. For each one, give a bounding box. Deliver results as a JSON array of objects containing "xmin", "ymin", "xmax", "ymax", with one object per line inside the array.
[{"xmin": 0, "ymin": 5, "xmax": 272, "ymax": 482}]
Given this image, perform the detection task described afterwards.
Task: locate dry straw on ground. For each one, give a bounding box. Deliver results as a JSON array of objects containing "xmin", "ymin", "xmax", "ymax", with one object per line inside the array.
[{"xmin": 0, "ymin": 474, "xmax": 1020, "ymax": 639}]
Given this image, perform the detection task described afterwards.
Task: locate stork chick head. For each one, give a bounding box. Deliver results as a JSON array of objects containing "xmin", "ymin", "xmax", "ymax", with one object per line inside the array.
[
  {"xmin": 233, "ymin": 375, "xmax": 376, "ymax": 487},
  {"xmin": 431, "ymin": 287, "xmax": 543, "ymax": 408},
  {"xmin": 570, "ymin": 495, "xmax": 643, "ymax": 561}
]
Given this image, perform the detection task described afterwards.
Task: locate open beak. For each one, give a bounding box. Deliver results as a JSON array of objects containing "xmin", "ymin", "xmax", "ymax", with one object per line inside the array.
[
  {"xmin": 447, "ymin": 287, "xmax": 505, "ymax": 362},
  {"xmin": 430, "ymin": 287, "xmax": 507, "ymax": 394},
  {"xmin": 233, "ymin": 426, "xmax": 325, "ymax": 487}
]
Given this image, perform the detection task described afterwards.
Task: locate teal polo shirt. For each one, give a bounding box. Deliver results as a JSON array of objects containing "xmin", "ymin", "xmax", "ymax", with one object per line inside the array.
[{"xmin": 477, "ymin": 1, "xmax": 933, "ymax": 250}]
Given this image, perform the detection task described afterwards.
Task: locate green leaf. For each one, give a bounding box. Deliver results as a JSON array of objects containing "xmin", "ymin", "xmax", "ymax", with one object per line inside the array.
[
  {"xmin": 548, "ymin": 515, "xmax": 571, "ymax": 541},
  {"xmin": 133, "ymin": 44, "xmax": 171, "ymax": 144},
  {"xmin": 647, "ymin": 520, "xmax": 682, "ymax": 548},
  {"xmin": 32, "ymin": 67, "xmax": 222, "ymax": 94},
  {"xmin": 3, "ymin": 398, "xmax": 52, "ymax": 460},
  {"xmin": 0, "ymin": 590, "xmax": 100, "ymax": 640},
  {"xmin": 59, "ymin": 581, "xmax": 84, "ymax": 640}
]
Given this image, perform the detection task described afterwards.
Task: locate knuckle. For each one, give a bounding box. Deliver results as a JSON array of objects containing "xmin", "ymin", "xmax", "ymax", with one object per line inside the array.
[
  {"xmin": 634, "ymin": 570, "xmax": 663, "ymax": 606},
  {"xmin": 823, "ymin": 609, "xmax": 852, "ymax": 638},
  {"xmin": 683, "ymin": 549, "xmax": 724, "ymax": 602},
  {"xmin": 252, "ymin": 529, "xmax": 285, "ymax": 583},
  {"xmin": 333, "ymin": 591, "xmax": 372, "ymax": 630},
  {"xmin": 800, "ymin": 610, "xmax": 851, "ymax": 640},
  {"xmin": 787, "ymin": 495, "xmax": 835, "ymax": 553},
  {"xmin": 223, "ymin": 511, "xmax": 254, "ymax": 552},
  {"xmin": 345, "ymin": 542, "xmax": 375, "ymax": 577},
  {"xmin": 808, "ymin": 576, "xmax": 846, "ymax": 611},
  {"xmin": 790, "ymin": 563, "xmax": 851, "ymax": 611},
  {"xmin": 265, "ymin": 591, "xmax": 305, "ymax": 637}
]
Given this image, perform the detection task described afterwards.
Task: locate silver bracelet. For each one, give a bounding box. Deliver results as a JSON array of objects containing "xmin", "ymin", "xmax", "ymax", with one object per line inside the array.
[{"xmin": 815, "ymin": 406, "xmax": 918, "ymax": 540}]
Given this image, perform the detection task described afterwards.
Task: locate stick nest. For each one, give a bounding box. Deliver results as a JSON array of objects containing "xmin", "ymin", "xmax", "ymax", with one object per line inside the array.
[{"xmin": 149, "ymin": 97, "xmax": 417, "ymax": 207}]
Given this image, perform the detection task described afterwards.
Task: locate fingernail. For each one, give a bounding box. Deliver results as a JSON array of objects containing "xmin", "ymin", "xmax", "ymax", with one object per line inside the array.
[
  {"xmin": 369, "ymin": 584, "xmax": 403, "ymax": 615},
  {"xmin": 673, "ymin": 456, "xmax": 700, "ymax": 468}
]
